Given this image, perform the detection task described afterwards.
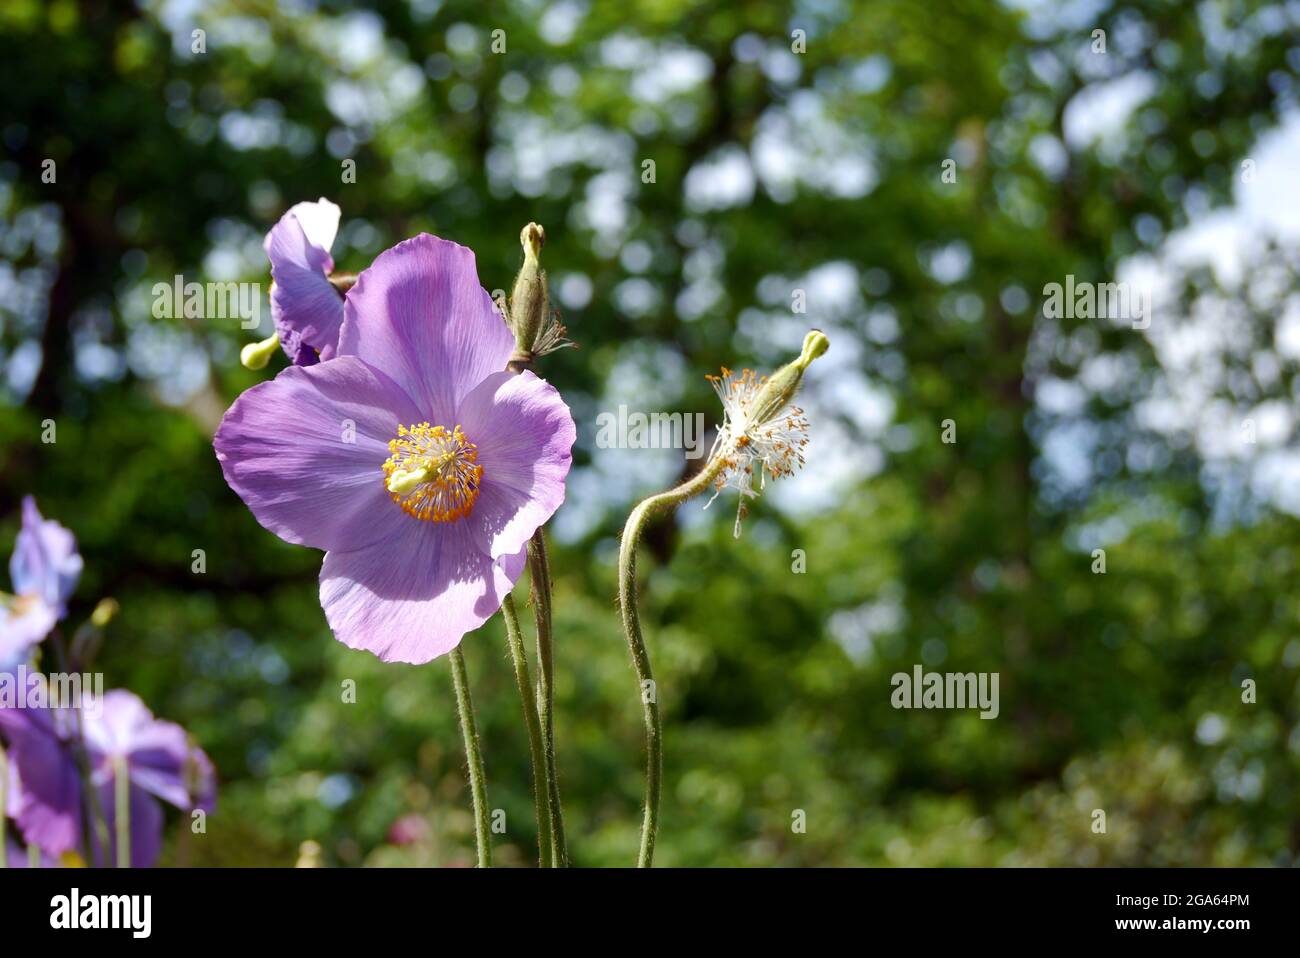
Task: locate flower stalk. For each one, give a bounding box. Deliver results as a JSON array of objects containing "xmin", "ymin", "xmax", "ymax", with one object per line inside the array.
[
  {"xmin": 504, "ymin": 222, "xmax": 570, "ymax": 866},
  {"xmin": 449, "ymin": 647, "xmax": 492, "ymax": 867},
  {"xmin": 618, "ymin": 330, "xmax": 828, "ymax": 866},
  {"xmin": 500, "ymin": 593, "xmax": 554, "ymax": 867},
  {"xmin": 617, "ymin": 455, "xmax": 729, "ymax": 867},
  {"xmin": 527, "ymin": 529, "xmax": 567, "ymax": 865}
]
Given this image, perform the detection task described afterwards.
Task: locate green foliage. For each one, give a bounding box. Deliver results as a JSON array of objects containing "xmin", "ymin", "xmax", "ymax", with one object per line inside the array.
[{"xmin": 1, "ymin": 0, "xmax": 1298, "ymax": 865}]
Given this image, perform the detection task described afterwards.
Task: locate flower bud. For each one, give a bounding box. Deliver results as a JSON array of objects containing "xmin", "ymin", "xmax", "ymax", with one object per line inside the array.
[
  {"xmin": 747, "ymin": 329, "xmax": 829, "ymax": 426},
  {"xmin": 240, "ymin": 333, "xmax": 281, "ymax": 370},
  {"xmin": 90, "ymin": 598, "xmax": 119, "ymax": 628},
  {"xmin": 508, "ymin": 223, "xmax": 548, "ymax": 360}
]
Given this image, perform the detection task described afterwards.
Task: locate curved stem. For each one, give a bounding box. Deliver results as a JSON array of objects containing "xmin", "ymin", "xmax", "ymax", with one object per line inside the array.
[
  {"xmin": 501, "ymin": 593, "xmax": 554, "ymax": 867},
  {"xmin": 527, "ymin": 529, "xmax": 568, "ymax": 866},
  {"xmin": 617, "ymin": 457, "xmax": 728, "ymax": 867},
  {"xmin": 449, "ymin": 647, "xmax": 492, "ymax": 867}
]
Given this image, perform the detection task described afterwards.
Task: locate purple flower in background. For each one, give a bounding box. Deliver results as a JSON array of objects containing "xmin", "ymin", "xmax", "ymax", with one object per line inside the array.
[
  {"xmin": 264, "ymin": 198, "xmax": 345, "ymax": 365},
  {"xmin": 0, "ymin": 497, "xmax": 82, "ymax": 664},
  {"xmin": 0, "ymin": 696, "xmax": 78, "ymax": 857},
  {"xmin": 214, "ymin": 233, "xmax": 576, "ymax": 663},
  {"xmin": 0, "ymin": 688, "xmax": 214, "ymax": 867}
]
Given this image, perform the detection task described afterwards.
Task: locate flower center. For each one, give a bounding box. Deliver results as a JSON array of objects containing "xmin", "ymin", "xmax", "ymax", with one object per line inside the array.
[
  {"xmin": 382, "ymin": 422, "xmax": 483, "ymax": 522},
  {"xmin": 1, "ymin": 591, "xmax": 40, "ymax": 615}
]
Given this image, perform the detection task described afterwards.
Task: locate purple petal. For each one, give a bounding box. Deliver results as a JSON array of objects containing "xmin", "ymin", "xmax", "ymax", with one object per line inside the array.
[
  {"xmin": 0, "ymin": 683, "xmax": 58, "ymax": 741},
  {"xmin": 280, "ymin": 198, "xmax": 341, "ymax": 254},
  {"xmin": 319, "ymin": 519, "xmax": 526, "ymax": 664},
  {"xmin": 337, "ymin": 233, "xmax": 514, "ymax": 425},
  {"xmin": 214, "ymin": 356, "xmax": 423, "ymax": 553},
  {"xmin": 265, "ymin": 199, "xmax": 344, "ymax": 364},
  {"xmin": 0, "ymin": 596, "xmax": 58, "ymax": 663},
  {"xmin": 4, "ymin": 709, "xmax": 82, "ymax": 857},
  {"xmin": 456, "ymin": 371, "xmax": 576, "ymax": 560},
  {"xmin": 81, "ymin": 690, "xmax": 196, "ymax": 811},
  {"xmin": 9, "ymin": 497, "xmax": 82, "ymax": 611}
]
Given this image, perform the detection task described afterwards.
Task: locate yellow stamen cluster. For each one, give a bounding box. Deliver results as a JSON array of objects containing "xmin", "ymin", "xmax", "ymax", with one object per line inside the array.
[
  {"xmin": 1, "ymin": 591, "xmax": 39, "ymax": 615},
  {"xmin": 382, "ymin": 422, "xmax": 484, "ymax": 522}
]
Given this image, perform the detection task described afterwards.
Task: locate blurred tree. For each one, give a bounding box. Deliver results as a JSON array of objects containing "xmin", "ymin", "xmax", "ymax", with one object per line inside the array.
[{"xmin": 1, "ymin": 0, "xmax": 1297, "ymax": 865}]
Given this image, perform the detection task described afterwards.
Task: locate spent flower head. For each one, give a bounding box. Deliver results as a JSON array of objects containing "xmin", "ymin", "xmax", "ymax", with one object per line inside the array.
[{"xmin": 705, "ymin": 330, "xmax": 829, "ymax": 536}]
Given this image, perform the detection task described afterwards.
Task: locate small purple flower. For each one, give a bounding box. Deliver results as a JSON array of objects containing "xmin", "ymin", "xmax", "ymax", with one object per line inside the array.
[
  {"xmin": 0, "ymin": 688, "xmax": 214, "ymax": 867},
  {"xmin": 0, "ymin": 497, "xmax": 82, "ymax": 664},
  {"xmin": 214, "ymin": 233, "xmax": 576, "ymax": 663},
  {"xmin": 264, "ymin": 198, "xmax": 345, "ymax": 365}
]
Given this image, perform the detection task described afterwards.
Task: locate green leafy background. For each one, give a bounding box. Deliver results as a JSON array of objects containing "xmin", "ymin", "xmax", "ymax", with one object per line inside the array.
[{"xmin": 1, "ymin": 0, "xmax": 1298, "ymax": 865}]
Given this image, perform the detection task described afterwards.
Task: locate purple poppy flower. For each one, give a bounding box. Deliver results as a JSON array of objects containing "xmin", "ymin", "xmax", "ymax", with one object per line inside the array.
[
  {"xmin": 214, "ymin": 233, "xmax": 576, "ymax": 663},
  {"xmin": 264, "ymin": 198, "xmax": 345, "ymax": 365},
  {"xmin": 0, "ymin": 497, "xmax": 82, "ymax": 664},
  {"xmin": 0, "ymin": 688, "xmax": 214, "ymax": 867}
]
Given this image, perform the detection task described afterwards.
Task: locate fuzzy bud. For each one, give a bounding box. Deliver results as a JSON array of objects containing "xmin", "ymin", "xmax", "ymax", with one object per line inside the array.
[
  {"xmin": 508, "ymin": 223, "xmax": 548, "ymax": 365},
  {"xmin": 747, "ymin": 330, "xmax": 829, "ymax": 426}
]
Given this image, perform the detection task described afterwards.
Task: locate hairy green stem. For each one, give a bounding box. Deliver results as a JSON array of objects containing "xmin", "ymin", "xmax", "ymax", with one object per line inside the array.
[
  {"xmin": 114, "ymin": 755, "xmax": 130, "ymax": 868},
  {"xmin": 502, "ymin": 286, "xmax": 569, "ymax": 866},
  {"xmin": 617, "ymin": 457, "xmax": 728, "ymax": 867},
  {"xmin": 501, "ymin": 593, "xmax": 555, "ymax": 867},
  {"xmin": 449, "ymin": 647, "xmax": 492, "ymax": 867},
  {"xmin": 527, "ymin": 529, "xmax": 568, "ymax": 865}
]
